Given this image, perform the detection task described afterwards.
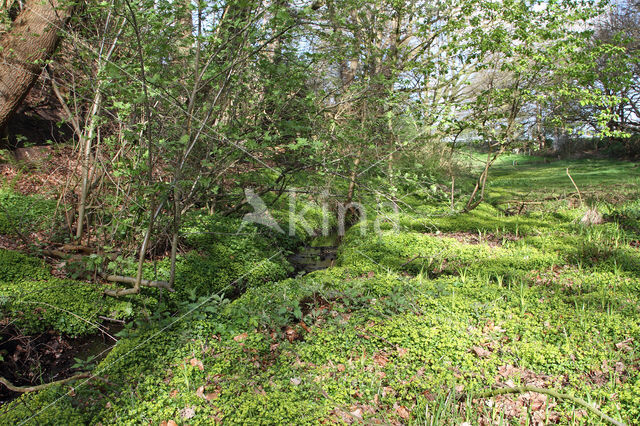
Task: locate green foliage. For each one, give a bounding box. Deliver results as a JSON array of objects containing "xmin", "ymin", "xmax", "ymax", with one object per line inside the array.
[
  {"xmin": 0, "ymin": 384, "xmax": 88, "ymax": 425},
  {"xmin": 0, "ymin": 0, "xmax": 638, "ymax": 413},
  {"xmin": 0, "ymin": 249, "xmax": 51, "ymax": 282},
  {"xmin": 105, "ymin": 212, "xmax": 294, "ymax": 302},
  {"xmin": 620, "ymin": 377, "xmax": 640, "ymax": 423},
  {"xmin": 0, "ymin": 278, "xmax": 132, "ymax": 336},
  {"xmin": 0, "ymin": 188, "xmax": 58, "ymax": 236},
  {"xmin": 0, "ymin": 249, "xmax": 132, "ymax": 336}
]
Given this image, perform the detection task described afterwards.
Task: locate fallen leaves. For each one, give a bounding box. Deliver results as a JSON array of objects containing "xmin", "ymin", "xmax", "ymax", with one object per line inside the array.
[
  {"xmin": 284, "ymin": 326, "xmax": 299, "ymax": 343},
  {"xmin": 206, "ymin": 390, "xmax": 221, "ymax": 401},
  {"xmin": 196, "ymin": 386, "xmax": 205, "ymax": 398},
  {"xmin": 394, "ymin": 404, "xmax": 410, "ymax": 420},
  {"xmin": 299, "ymin": 321, "xmax": 312, "ymax": 333},
  {"xmin": 233, "ymin": 332, "xmax": 248, "ymax": 342},
  {"xmin": 373, "ymin": 352, "xmax": 389, "ymax": 367},
  {"xmin": 396, "ymin": 347, "xmax": 408, "ymax": 357},
  {"xmin": 189, "ymin": 357, "xmax": 204, "ymax": 371},
  {"xmin": 180, "ymin": 407, "xmax": 195, "ymax": 420},
  {"xmin": 615, "ymin": 337, "xmax": 634, "ymax": 352},
  {"xmin": 472, "ymin": 346, "xmax": 491, "ymax": 358},
  {"xmin": 488, "ymin": 365, "xmax": 561, "ymax": 425}
]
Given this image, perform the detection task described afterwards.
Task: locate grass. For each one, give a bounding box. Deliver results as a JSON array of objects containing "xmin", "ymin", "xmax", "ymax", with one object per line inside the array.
[{"xmin": 1, "ymin": 156, "xmax": 639, "ymax": 424}]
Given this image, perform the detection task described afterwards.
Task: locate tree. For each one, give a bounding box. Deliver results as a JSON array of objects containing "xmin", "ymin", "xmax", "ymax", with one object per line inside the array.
[
  {"xmin": 0, "ymin": 0, "xmax": 74, "ymax": 132},
  {"xmin": 579, "ymin": 0, "xmax": 640, "ymax": 137}
]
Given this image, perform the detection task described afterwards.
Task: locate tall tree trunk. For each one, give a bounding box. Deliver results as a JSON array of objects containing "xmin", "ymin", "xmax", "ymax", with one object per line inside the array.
[{"xmin": 0, "ymin": 0, "xmax": 73, "ymax": 131}]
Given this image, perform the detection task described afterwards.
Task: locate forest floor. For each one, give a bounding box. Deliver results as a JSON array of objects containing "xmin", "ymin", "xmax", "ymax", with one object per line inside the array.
[{"xmin": 1, "ymin": 154, "xmax": 640, "ymax": 424}]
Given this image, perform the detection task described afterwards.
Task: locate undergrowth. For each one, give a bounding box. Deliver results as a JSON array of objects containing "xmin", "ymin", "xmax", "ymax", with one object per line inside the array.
[{"xmin": 1, "ymin": 157, "xmax": 639, "ymax": 424}]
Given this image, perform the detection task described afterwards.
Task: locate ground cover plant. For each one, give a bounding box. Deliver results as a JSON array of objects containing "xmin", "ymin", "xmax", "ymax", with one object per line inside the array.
[
  {"xmin": 1, "ymin": 157, "xmax": 639, "ymax": 424},
  {"xmin": 2, "ymin": 0, "xmax": 640, "ymax": 423}
]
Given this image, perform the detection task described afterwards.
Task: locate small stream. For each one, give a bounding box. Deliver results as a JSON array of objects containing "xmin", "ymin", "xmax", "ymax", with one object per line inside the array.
[{"xmin": 288, "ymin": 233, "xmax": 340, "ymax": 274}]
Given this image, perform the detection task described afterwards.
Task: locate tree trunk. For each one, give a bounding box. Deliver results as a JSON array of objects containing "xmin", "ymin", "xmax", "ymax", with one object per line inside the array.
[{"xmin": 0, "ymin": 0, "xmax": 73, "ymax": 131}]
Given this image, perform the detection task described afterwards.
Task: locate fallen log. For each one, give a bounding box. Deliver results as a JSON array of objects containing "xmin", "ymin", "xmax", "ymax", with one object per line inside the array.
[{"xmin": 103, "ymin": 274, "xmax": 174, "ymax": 291}]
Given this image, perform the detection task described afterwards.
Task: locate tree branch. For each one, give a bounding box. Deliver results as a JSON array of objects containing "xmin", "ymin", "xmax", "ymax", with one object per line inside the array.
[{"xmin": 0, "ymin": 372, "xmax": 91, "ymax": 393}]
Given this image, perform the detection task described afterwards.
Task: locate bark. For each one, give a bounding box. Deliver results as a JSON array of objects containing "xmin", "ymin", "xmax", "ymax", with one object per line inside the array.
[{"xmin": 0, "ymin": 0, "xmax": 73, "ymax": 131}]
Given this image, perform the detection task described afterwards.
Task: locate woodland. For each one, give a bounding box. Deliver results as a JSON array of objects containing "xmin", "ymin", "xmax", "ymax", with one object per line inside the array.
[{"xmin": 0, "ymin": 0, "xmax": 640, "ymax": 424}]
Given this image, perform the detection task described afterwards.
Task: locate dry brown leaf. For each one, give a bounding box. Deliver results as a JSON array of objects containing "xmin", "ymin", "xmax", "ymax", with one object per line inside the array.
[
  {"xmin": 422, "ymin": 390, "xmax": 436, "ymax": 401},
  {"xmin": 497, "ymin": 364, "xmax": 517, "ymax": 378},
  {"xmin": 285, "ymin": 327, "xmax": 299, "ymax": 343},
  {"xmin": 205, "ymin": 389, "xmax": 221, "ymax": 401},
  {"xmin": 350, "ymin": 407, "xmax": 363, "ymax": 419},
  {"xmin": 333, "ymin": 408, "xmax": 355, "ymax": 424},
  {"xmin": 395, "ymin": 405, "xmax": 410, "ymax": 420},
  {"xmin": 180, "ymin": 407, "xmax": 195, "ymax": 420},
  {"xmin": 196, "ymin": 386, "xmax": 205, "ymax": 398},
  {"xmin": 189, "ymin": 357, "xmax": 204, "ymax": 371},
  {"xmin": 374, "ymin": 353, "xmax": 388, "ymax": 367},
  {"xmin": 615, "ymin": 338, "xmax": 634, "ymax": 352},
  {"xmin": 233, "ymin": 332, "xmax": 248, "ymax": 342},
  {"xmin": 472, "ymin": 346, "xmax": 491, "ymax": 358},
  {"xmin": 300, "ymin": 321, "xmax": 312, "ymax": 333}
]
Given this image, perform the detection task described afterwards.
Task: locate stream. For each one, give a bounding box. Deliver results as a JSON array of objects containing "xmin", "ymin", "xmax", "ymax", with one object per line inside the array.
[{"xmin": 288, "ymin": 233, "xmax": 340, "ymax": 274}]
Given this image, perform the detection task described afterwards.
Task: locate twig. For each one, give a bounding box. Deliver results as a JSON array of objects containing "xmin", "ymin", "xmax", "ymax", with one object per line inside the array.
[
  {"xmin": 0, "ymin": 372, "xmax": 91, "ymax": 393},
  {"xmin": 450, "ymin": 175, "xmax": 455, "ymax": 212},
  {"xmin": 462, "ymin": 386, "xmax": 625, "ymax": 426},
  {"xmin": 566, "ymin": 168, "xmax": 583, "ymax": 207},
  {"xmin": 400, "ymin": 255, "xmax": 423, "ymax": 268},
  {"xmin": 98, "ymin": 315, "xmax": 125, "ymax": 324}
]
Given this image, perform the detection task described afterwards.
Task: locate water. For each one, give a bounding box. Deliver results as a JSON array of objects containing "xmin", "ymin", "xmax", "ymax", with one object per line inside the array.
[{"xmin": 288, "ymin": 233, "xmax": 339, "ymax": 274}]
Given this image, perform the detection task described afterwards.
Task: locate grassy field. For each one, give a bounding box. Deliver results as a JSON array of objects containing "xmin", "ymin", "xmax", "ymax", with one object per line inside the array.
[{"xmin": 1, "ymin": 156, "xmax": 640, "ymax": 424}]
